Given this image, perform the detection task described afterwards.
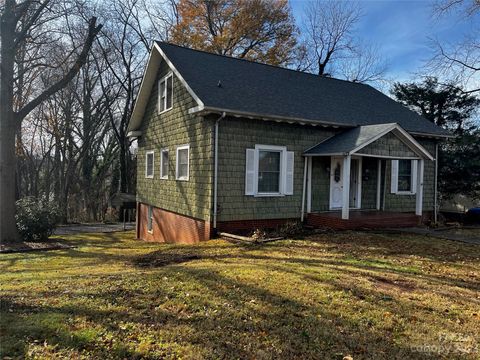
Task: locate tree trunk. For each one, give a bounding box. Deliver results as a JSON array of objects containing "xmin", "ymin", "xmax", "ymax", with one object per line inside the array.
[{"xmin": 0, "ymin": 0, "xmax": 20, "ymax": 242}]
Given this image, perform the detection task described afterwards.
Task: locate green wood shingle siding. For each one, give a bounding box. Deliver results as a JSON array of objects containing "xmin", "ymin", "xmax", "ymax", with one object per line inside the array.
[
  {"xmin": 361, "ymin": 157, "xmax": 379, "ymax": 210},
  {"xmin": 311, "ymin": 157, "xmax": 330, "ymax": 212},
  {"xmin": 359, "ymin": 132, "xmax": 416, "ymax": 157},
  {"xmin": 216, "ymin": 117, "xmax": 336, "ymax": 221},
  {"xmin": 136, "ymin": 60, "xmax": 213, "ymax": 221},
  {"xmin": 383, "ymin": 139, "xmax": 436, "ymax": 212}
]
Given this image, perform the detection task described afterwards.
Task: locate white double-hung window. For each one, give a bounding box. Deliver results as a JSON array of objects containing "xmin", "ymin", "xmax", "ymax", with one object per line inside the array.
[
  {"xmin": 145, "ymin": 150, "xmax": 154, "ymax": 178},
  {"xmin": 160, "ymin": 148, "xmax": 169, "ymax": 179},
  {"xmin": 158, "ymin": 73, "xmax": 173, "ymax": 113},
  {"xmin": 391, "ymin": 159, "xmax": 417, "ymax": 194},
  {"xmin": 176, "ymin": 144, "xmax": 190, "ymax": 181},
  {"xmin": 245, "ymin": 145, "xmax": 294, "ymax": 196}
]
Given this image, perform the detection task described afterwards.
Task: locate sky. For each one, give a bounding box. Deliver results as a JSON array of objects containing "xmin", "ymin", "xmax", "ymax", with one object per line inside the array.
[{"xmin": 290, "ymin": 0, "xmax": 479, "ymax": 85}]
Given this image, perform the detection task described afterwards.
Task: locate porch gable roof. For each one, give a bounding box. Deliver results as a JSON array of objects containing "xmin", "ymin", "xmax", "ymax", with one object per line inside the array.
[{"xmin": 304, "ymin": 123, "xmax": 434, "ymax": 160}]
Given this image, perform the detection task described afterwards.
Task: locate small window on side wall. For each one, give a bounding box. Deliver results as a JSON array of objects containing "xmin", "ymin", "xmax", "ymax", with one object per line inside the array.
[
  {"xmin": 160, "ymin": 149, "xmax": 169, "ymax": 179},
  {"xmin": 145, "ymin": 151, "xmax": 154, "ymax": 178},
  {"xmin": 391, "ymin": 159, "xmax": 417, "ymax": 194},
  {"xmin": 176, "ymin": 145, "xmax": 189, "ymax": 181},
  {"xmin": 147, "ymin": 205, "xmax": 153, "ymax": 233},
  {"xmin": 158, "ymin": 73, "xmax": 173, "ymax": 113}
]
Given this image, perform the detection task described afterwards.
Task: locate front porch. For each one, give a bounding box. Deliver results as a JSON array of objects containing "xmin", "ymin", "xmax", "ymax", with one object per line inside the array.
[
  {"xmin": 306, "ymin": 210, "xmax": 421, "ymax": 230},
  {"xmin": 300, "ymin": 123, "xmax": 435, "ymax": 226}
]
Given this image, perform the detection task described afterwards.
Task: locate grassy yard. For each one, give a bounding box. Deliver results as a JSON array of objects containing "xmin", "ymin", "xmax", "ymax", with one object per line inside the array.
[{"xmin": 1, "ymin": 231, "xmax": 479, "ymax": 359}]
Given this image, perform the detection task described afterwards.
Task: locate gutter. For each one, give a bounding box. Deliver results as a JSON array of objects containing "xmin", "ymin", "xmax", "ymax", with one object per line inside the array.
[
  {"xmin": 189, "ymin": 105, "xmax": 455, "ymax": 140},
  {"xmin": 213, "ymin": 112, "xmax": 226, "ymax": 230},
  {"xmin": 434, "ymin": 142, "xmax": 439, "ymax": 223}
]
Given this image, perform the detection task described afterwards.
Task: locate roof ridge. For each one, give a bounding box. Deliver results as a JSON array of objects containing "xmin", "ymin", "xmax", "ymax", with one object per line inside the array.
[{"xmin": 156, "ymin": 41, "xmax": 369, "ymax": 87}]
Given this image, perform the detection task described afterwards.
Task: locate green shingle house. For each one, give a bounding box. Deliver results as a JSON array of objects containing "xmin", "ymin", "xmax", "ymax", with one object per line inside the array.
[{"xmin": 127, "ymin": 42, "xmax": 451, "ymax": 243}]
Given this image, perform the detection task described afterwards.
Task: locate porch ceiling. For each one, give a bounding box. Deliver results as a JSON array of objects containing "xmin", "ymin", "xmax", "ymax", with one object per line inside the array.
[{"xmin": 303, "ymin": 123, "xmax": 434, "ymax": 160}]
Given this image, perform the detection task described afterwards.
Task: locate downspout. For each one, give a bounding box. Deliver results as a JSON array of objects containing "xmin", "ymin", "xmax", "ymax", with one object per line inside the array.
[
  {"xmin": 301, "ymin": 157, "xmax": 308, "ymax": 222},
  {"xmin": 213, "ymin": 112, "xmax": 226, "ymax": 231},
  {"xmin": 434, "ymin": 142, "xmax": 439, "ymax": 224}
]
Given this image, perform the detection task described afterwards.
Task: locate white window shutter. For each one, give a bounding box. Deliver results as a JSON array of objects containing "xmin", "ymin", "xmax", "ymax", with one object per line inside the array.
[
  {"xmin": 245, "ymin": 149, "xmax": 256, "ymax": 195},
  {"xmin": 284, "ymin": 151, "xmax": 294, "ymax": 195},
  {"xmin": 391, "ymin": 160, "xmax": 398, "ymax": 194},
  {"xmin": 411, "ymin": 160, "xmax": 418, "ymax": 194}
]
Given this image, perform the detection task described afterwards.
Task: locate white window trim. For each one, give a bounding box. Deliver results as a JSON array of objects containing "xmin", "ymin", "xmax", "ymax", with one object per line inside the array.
[
  {"xmin": 160, "ymin": 148, "xmax": 169, "ymax": 179},
  {"xmin": 254, "ymin": 144, "xmax": 287, "ymax": 197},
  {"xmin": 145, "ymin": 150, "xmax": 154, "ymax": 179},
  {"xmin": 176, "ymin": 144, "xmax": 190, "ymax": 181},
  {"xmin": 392, "ymin": 159, "xmax": 417, "ymax": 195},
  {"xmin": 158, "ymin": 72, "xmax": 173, "ymax": 114}
]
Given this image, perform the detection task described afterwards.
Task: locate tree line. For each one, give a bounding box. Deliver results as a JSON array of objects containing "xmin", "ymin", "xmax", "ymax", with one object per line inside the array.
[{"xmin": 0, "ymin": 0, "xmax": 478, "ymax": 242}]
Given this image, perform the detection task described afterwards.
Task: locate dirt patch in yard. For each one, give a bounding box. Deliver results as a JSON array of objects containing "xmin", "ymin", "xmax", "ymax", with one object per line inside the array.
[
  {"xmin": 0, "ymin": 240, "xmax": 74, "ymax": 254},
  {"xmin": 369, "ymin": 275, "xmax": 417, "ymax": 292},
  {"xmin": 134, "ymin": 251, "xmax": 203, "ymax": 267}
]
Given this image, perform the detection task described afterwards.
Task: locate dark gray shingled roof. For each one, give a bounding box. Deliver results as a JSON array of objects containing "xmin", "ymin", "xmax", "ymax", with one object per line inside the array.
[
  {"xmin": 157, "ymin": 42, "xmax": 450, "ymax": 137},
  {"xmin": 304, "ymin": 123, "xmax": 396, "ymax": 155}
]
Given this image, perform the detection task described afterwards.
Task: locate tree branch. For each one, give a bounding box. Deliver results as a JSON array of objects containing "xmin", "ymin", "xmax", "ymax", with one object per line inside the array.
[{"xmin": 15, "ymin": 17, "xmax": 102, "ymax": 121}]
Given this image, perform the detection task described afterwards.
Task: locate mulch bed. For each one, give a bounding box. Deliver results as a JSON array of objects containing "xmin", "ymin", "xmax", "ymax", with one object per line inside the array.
[{"xmin": 0, "ymin": 240, "xmax": 75, "ymax": 254}]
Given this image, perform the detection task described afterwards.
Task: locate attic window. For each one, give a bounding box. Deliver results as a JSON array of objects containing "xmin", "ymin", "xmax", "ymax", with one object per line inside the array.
[{"xmin": 159, "ymin": 73, "xmax": 173, "ymax": 113}]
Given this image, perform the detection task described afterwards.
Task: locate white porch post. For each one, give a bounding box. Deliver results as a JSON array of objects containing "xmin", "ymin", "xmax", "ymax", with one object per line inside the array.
[
  {"xmin": 301, "ymin": 157, "xmax": 308, "ymax": 222},
  {"xmin": 376, "ymin": 159, "xmax": 382, "ymax": 210},
  {"xmin": 415, "ymin": 159, "xmax": 424, "ymax": 216},
  {"xmin": 342, "ymin": 155, "xmax": 351, "ymax": 220}
]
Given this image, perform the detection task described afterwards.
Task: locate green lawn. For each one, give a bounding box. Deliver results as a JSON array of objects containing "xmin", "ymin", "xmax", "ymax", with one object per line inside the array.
[{"xmin": 1, "ymin": 231, "xmax": 479, "ymax": 359}]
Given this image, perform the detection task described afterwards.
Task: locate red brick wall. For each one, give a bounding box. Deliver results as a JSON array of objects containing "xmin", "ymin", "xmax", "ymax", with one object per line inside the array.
[
  {"xmin": 137, "ymin": 203, "xmax": 211, "ymax": 243},
  {"xmin": 306, "ymin": 213, "xmax": 422, "ymax": 230},
  {"xmin": 217, "ymin": 218, "xmax": 298, "ymax": 233}
]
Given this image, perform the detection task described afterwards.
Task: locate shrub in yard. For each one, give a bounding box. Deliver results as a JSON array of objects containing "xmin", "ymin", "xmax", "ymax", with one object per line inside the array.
[
  {"xmin": 277, "ymin": 220, "xmax": 304, "ymax": 238},
  {"xmin": 251, "ymin": 228, "xmax": 267, "ymax": 241},
  {"xmin": 15, "ymin": 197, "xmax": 59, "ymax": 241}
]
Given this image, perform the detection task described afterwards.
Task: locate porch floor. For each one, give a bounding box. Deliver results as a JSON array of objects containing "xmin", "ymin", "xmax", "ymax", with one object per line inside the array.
[{"xmin": 306, "ymin": 210, "xmax": 421, "ymax": 230}]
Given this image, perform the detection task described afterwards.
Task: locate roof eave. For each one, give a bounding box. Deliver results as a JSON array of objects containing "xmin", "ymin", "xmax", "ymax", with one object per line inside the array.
[{"xmin": 190, "ymin": 105, "xmax": 351, "ymax": 129}]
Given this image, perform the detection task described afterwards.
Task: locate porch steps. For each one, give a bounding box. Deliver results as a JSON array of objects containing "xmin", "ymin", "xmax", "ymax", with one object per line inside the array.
[{"xmin": 306, "ymin": 211, "xmax": 421, "ymax": 230}]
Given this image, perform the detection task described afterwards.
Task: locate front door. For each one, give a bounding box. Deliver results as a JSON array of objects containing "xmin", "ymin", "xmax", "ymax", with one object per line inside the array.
[
  {"xmin": 329, "ymin": 157, "xmax": 361, "ymax": 209},
  {"xmin": 330, "ymin": 157, "xmax": 343, "ymax": 208}
]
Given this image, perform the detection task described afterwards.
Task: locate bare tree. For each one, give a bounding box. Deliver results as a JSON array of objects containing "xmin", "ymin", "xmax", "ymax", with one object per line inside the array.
[
  {"xmin": 340, "ymin": 43, "xmax": 388, "ymax": 84},
  {"xmin": 0, "ymin": 0, "xmax": 101, "ymax": 242},
  {"xmin": 302, "ymin": 0, "xmax": 388, "ymax": 84},
  {"xmin": 303, "ymin": 0, "xmax": 360, "ymax": 76},
  {"xmin": 430, "ymin": 0, "xmax": 480, "ymax": 93}
]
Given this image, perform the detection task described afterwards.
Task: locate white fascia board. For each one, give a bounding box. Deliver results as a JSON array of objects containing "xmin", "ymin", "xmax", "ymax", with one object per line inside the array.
[
  {"xmin": 127, "ymin": 43, "xmax": 204, "ymax": 133},
  {"xmin": 349, "ymin": 123, "xmax": 434, "ymax": 161},
  {"xmin": 127, "ymin": 131, "xmax": 143, "ymax": 138},
  {"xmin": 391, "ymin": 125, "xmax": 434, "ymax": 160},
  {"xmin": 127, "ymin": 45, "xmax": 160, "ymax": 133},
  {"xmin": 153, "ymin": 42, "xmax": 204, "ymax": 109}
]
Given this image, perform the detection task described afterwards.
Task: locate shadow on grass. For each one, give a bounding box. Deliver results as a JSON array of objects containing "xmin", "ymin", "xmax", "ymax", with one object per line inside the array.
[
  {"xmin": 1, "ymin": 264, "xmax": 439, "ymax": 359},
  {"xmin": 2, "ymin": 231, "xmax": 478, "ymax": 358}
]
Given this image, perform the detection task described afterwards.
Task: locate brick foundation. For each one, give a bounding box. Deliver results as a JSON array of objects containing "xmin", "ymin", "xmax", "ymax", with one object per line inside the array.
[
  {"xmin": 306, "ymin": 211, "xmax": 421, "ymax": 230},
  {"xmin": 216, "ymin": 218, "xmax": 298, "ymax": 233},
  {"xmin": 137, "ymin": 203, "xmax": 211, "ymax": 243}
]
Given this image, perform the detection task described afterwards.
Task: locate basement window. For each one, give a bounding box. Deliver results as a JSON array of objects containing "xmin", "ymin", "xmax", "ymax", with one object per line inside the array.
[
  {"xmin": 158, "ymin": 73, "xmax": 173, "ymax": 113},
  {"xmin": 147, "ymin": 205, "xmax": 153, "ymax": 233}
]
